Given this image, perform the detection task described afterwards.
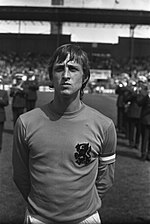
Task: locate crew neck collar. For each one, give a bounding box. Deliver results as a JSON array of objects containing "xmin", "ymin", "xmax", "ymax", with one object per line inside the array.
[{"xmin": 48, "ymin": 101, "xmax": 85, "ymax": 118}]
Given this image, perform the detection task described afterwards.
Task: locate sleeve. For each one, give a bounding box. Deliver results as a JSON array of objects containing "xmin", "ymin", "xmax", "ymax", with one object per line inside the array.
[
  {"xmin": 96, "ymin": 121, "xmax": 117, "ymax": 198},
  {"xmin": 29, "ymin": 81, "xmax": 39, "ymax": 90},
  {"xmin": 136, "ymin": 91, "xmax": 148, "ymax": 106},
  {"xmin": 12, "ymin": 117, "xmax": 31, "ymax": 201}
]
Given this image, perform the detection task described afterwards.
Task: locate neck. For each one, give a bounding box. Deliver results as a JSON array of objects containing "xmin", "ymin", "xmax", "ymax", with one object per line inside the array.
[{"xmin": 51, "ymin": 93, "xmax": 82, "ymax": 114}]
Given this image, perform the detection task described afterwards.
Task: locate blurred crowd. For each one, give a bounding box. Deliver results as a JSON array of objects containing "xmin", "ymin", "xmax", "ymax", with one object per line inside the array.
[
  {"xmin": 0, "ymin": 51, "xmax": 50, "ymax": 85},
  {"xmin": 116, "ymin": 72, "xmax": 150, "ymax": 161},
  {"xmin": 0, "ymin": 51, "xmax": 150, "ymax": 85},
  {"xmin": 90, "ymin": 53, "xmax": 150, "ymax": 76}
]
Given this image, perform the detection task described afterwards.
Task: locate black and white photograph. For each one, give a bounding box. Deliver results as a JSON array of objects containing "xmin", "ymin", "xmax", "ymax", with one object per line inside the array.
[{"xmin": 0, "ymin": 1, "xmax": 150, "ymax": 224}]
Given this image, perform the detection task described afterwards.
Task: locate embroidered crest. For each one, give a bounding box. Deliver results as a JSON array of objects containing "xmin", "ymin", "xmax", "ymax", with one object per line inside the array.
[{"xmin": 74, "ymin": 143, "xmax": 92, "ymax": 165}]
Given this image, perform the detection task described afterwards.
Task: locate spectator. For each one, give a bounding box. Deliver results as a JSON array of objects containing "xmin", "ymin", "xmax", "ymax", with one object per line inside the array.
[
  {"xmin": 137, "ymin": 79, "xmax": 150, "ymax": 161},
  {"xmin": 124, "ymin": 80, "xmax": 141, "ymax": 148},
  {"xmin": 0, "ymin": 76, "xmax": 9, "ymax": 151},
  {"xmin": 115, "ymin": 80, "xmax": 128, "ymax": 134},
  {"xmin": 10, "ymin": 74, "xmax": 26, "ymax": 126},
  {"xmin": 24, "ymin": 71, "xmax": 39, "ymax": 111}
]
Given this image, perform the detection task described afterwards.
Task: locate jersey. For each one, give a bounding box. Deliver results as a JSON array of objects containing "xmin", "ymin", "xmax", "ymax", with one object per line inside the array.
[{"xmin": 12, "ymin": 102, "xmax": 117, "ymax": 224}]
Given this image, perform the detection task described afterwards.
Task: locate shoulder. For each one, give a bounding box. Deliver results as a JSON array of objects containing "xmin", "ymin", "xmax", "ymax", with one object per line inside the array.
[
  {"xmin": 19, "ymin": 104, "xmax": 49, "ymax": 125},
  {"xmin": 82, "ymin": 104, "xmax": 116, "ymax": 144},
  {"xmin": 83, "ymin": 104, "xmax": 117, "ymax": 155},
  {"xmin": 83, "ymin": 103, "xmax": 114, "ymax": 128}
]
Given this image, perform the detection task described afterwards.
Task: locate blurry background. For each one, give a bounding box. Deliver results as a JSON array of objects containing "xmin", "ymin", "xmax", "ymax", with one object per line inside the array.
[{"xmin": 0, "ymin": 0, "xmax": 150, "ymax": 90}]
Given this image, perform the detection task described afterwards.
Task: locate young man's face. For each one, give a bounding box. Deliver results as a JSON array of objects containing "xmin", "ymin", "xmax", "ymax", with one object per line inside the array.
[{"xmin": 52, "ymin": 55, "xmax": 84, "ymax": 98}]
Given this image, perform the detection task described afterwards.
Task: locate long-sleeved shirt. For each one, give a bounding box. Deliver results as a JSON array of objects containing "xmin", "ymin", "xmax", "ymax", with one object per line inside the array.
[{"xmin": 12, "ymin": 102, "xmax": 117, "ymax": 224}]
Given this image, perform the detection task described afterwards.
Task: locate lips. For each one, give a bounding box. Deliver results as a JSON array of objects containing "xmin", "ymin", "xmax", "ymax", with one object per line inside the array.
[{"xmin": 61, "ymin": 83, "xmax": 71, "ymax": 86}]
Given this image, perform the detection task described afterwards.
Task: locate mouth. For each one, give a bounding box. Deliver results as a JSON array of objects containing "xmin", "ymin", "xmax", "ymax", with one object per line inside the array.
[{"xmin": 61, "ymin": 83, "xmax": 71, "ymax": 86}]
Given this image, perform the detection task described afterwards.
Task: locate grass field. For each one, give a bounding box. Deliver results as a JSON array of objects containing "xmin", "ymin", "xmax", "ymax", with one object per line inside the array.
[{"xmin": 0, "ymin": 92, "xmax": 150, "ymax": 224}]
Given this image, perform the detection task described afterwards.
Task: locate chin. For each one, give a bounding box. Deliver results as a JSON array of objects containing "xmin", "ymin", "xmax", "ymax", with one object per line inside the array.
[
  {"xmin": 61, "ymin": 91, "xmax": 72, "ymax": 97},
  {"xmin": 59, "ymin": 88, "xmax": 70, "ymax": 93},
  {"xmin": 60, "ymin": 90, "xmax": 79, "ymax": 98}
]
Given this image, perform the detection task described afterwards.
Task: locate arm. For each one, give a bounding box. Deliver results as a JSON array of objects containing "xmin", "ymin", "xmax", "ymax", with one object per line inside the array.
[
  {"xmin": 136, "ymin": 90, "xmax": 149, "ymax": 106},
  {"xmin": 10, "ymin": 86, "xmax": 25, "ymax": 97},
  {"xmin": 96, "ymin": 121, "xmax": 117, "ymax": 199},
  {"xmin": 28, "ymin": 81, "xmax": 39, "ymax": 91},
  {"xmin": 12, "ymin": 117, "xmax": 31, "ymax": 201},
  {"xmin": 95, "ymin": 163, "xmax": 115, "ymax": 199}
]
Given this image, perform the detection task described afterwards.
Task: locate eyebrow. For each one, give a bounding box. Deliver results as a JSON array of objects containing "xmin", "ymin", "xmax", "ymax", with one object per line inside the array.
[{"xmin": 54, "ymin": 61, "xmax": 81, "ymax": 67}]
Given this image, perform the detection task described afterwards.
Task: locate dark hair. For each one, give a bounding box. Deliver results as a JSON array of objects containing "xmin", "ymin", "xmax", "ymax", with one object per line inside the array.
[{"xmin": 48, "ymin": 43, "xmax": 90, "ymax": 99}]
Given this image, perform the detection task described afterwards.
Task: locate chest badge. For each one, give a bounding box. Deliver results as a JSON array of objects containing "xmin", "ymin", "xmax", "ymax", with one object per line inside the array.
[{"xmin": 74, "ymin": 143, "xmax": 92, "ymax": 165}]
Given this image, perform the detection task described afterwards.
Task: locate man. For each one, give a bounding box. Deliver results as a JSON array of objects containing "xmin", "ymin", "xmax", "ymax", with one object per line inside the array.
[
  {"xmin": 136, "ymin": 76, "xmax": 150, "ymax": 161},
  {"xmin": 115, "ymin": 80, "xmax": 127, "ymax": 134},
  {"xmin": 24, "ymin": 71, "xmax": 39, "ymax": 111},
  {"xmin": 0, "ymin": 76, "xmax": 9, "ymax": 151},
  {"xmin": 12, "ymin": 44, "xmax": 117, "ymax": 224},
  {"xmin": 124, "ymin": 80, "xmax": 141, "ymax": 148},
  {"xmin": 10, "ymin": 74, "xmax": 26, "ymax": 126}
]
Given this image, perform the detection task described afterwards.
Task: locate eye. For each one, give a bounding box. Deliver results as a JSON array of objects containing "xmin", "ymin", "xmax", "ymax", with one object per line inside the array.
[{"xmin": 68, "ymin": 65, "xmax": 78, "ymax": 72}]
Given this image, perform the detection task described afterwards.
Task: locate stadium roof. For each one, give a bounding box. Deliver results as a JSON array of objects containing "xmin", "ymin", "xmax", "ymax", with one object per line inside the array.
[{"xmin": 0, "ymin": 6, "xmax": 150, "ymax": 25}]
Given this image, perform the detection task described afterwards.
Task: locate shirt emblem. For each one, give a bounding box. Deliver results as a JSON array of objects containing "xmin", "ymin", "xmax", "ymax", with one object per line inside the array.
[{"xmin": 74, "ymin": 143, "xmax": 92, "ymax": 165}]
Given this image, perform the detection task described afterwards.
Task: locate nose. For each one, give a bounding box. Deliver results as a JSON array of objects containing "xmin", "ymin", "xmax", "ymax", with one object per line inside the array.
[{"xmin": 62, "ymin": 67, "xmax": 70, "ymax": 79}]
